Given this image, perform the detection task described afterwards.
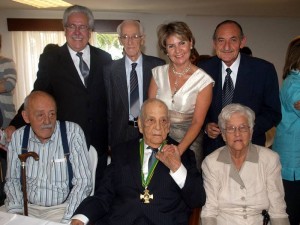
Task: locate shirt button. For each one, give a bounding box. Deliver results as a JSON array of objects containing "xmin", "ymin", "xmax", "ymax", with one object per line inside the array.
[
  {"xmin": 241, "ymin": 197, "xmax": 245, "ymax": 201},
  {"xmin": 243, "ymin": 215, "xmax": 247, "ymax": 219}
]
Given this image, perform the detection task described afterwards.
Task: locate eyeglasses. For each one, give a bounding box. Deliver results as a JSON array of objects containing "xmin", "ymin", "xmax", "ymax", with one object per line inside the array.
[
  {"xmin": 65, "ymin": 24, "xmax": 90, "ymax": 32},
  {"xmin": 224, "ymin": 124, "xmax": 250, "ymax": 133},
  {"xmin": 119, "ymin": 34, "xmax": 143, "ymax": 41}
]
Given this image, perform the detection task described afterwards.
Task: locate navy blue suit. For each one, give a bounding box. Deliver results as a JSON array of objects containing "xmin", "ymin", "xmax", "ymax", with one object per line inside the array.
[
  {"xmin": 198, "ymin": 53, "xmax": 281, "ymax": 156},
  {"xmin": 73, "ymin": 137, "xmax": 206, "ymax": 225}
]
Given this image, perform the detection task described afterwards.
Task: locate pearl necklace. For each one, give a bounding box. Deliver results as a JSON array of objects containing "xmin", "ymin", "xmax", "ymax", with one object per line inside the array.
[{"xmin": 171, "ymin": 63, "xmax": 191, "ymax": 104}]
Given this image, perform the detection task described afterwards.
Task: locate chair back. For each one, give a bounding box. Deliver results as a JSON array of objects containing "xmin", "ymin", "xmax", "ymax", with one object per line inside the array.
[{"xmin": 89, "ymin": 146, "xmax": 98, "ymax": 196}]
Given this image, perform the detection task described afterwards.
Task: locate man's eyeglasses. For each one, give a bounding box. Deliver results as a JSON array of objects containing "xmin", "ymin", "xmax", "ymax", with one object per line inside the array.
[
  {"xmin": 224, "ymin": 124, "xmax": 250, "ymax": 133},
  {"xmin": 65, "ymin": 24, "xmax": 90, "ymax": 32},
  {"xmin": 119, "ymin": 34, "xmax": 143, "ymax": 41}
]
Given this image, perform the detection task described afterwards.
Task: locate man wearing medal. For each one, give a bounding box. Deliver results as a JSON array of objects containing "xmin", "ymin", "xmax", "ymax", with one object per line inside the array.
[{"xmin": 71, "ymin": 98, "xmax": 206, "ymax": 225}]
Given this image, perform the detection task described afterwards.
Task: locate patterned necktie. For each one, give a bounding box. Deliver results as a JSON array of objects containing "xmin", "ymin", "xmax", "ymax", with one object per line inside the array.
[
  {"xmin": 147, "ymin": 146, "xmax": 158, "ymax": 171},
  {"xmin": 130, "ymin": 63, "xmax": 139, "ymax": 118},
  {"xmin": 222, "ymin": 68, "xmax": 234, "ymax": 107},
  {"xmin": 76, "ymin": 52, "xmax": 90, "ymax": 87}
]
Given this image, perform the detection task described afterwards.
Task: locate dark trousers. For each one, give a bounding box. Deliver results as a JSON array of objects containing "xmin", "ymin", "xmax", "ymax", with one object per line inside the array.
[{"xmin": 283, "ymin": 179, "xmax": 300, "ymax": 225}]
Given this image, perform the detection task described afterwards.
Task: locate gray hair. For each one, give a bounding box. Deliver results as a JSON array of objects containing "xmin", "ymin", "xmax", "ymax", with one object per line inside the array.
[
  {"xmin": 140, "ymin": 98, "xmax": 169, "ymax": 121},
  {"xmin": 24, "ymin": 91, "xmax": 56, "ymax": 111},
  {"xmin": 62, "ymin": 5, "xmax": 94, "ymax": 30},
  {"xmin": 218, "ymin": 103, "xmax": 255, "ymax": 131},
  {"xmin": 116, "ymin": 20, "xmax": 144, "ymax": 36}
]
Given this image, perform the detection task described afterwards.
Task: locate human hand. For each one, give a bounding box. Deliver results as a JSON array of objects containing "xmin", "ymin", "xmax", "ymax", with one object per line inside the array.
[
  {"xmin": 70, "ymin": 219, "xmax": 84, "ymax": 225},
  {"xmin": 157, "ymin": 144, "xmax": 181, "ymax": 172},
  {"xmin": 294, "ymin": 100, "xmax": 300, "ymax": 110},
  {"xmin": 205, "ymin": 123, "xmax": 221, "ymax": 139},
  {"xmin": 4, "ymin": 125, "xmax": 16, "ymax": 142}
]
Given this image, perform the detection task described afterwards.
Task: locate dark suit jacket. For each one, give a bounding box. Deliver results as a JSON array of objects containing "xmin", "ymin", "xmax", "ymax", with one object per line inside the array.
[
  {"xmin": 198, "ymin": 53, "xmax": 281, "ymax": 156},
  {"xmin": 74, "ymin": 137, "xmax": 206, "ymax": 225},
  {"xmin": 104, "ymin": 54, "xmax": 165, "ymax": 147},
  {"xmin": 10, "ymin": 43, "xmax": 112, "ymax": 183}
]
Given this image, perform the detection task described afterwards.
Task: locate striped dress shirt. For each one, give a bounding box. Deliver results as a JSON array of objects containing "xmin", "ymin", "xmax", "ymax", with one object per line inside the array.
[{"xmin": 4, "ymin": 121, "xmax": 92, "ymax": 222}]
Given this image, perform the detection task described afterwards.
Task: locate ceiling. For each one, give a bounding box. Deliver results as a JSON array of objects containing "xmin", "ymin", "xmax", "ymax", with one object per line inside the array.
[{"xmin": 0, "ymin": 0, "xmax": 300, "ymax": 18}]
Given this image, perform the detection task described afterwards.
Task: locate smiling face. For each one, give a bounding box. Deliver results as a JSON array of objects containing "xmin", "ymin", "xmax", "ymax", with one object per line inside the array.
[
  {"xmin": 64, "ymin": 12, "xmax": 91, "ymax": 52},
  {"xmin": 166, "ymin": 34, "xmax": 192, "ymax": 67},
  {"xmin": 221, "ymin": 113, "xmax": 252, "ymax": 153},
  {"xmin": 213, "ymin": 23, "xmax": 246, "ymax": 67},
  {"xmin": 138, "ymin": 100, "xmax": 170, "ymax": 148}
]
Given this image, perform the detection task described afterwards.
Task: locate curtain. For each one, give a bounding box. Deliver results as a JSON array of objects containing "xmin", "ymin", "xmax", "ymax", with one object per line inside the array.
[{"xmin": 11, "ymin": 31, "xmax": 97, "ymax": 108}]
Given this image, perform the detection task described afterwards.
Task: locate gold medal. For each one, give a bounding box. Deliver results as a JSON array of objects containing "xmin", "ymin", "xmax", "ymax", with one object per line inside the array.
[{"xmin": 140, "ymin": 187, "xmax": 153, "ymax": 203}]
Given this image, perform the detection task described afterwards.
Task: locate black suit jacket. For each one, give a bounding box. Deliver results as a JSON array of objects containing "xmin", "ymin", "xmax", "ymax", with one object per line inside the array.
[
  {"xmin": 198, "ymin": 53, "xmax": 281, "ymax": 156},
  {"xmin": 74, "ymin": 137, "xmax": 206, "ymax": 225},
  {"xmin": 10, "ymin": 43, "xmax": 112, "ymax": 182},
  {"xmin": 104, "ymin": 54, "xmax": 165, "ymax": 147}
]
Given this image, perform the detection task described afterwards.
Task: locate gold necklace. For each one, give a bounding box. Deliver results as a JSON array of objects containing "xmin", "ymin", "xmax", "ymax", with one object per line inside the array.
[{"xmin": 171, "ymin": 63, "xmax": 191, "ymax": 104}]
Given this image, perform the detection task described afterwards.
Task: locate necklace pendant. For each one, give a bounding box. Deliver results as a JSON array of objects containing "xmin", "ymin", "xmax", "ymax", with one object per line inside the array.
[{"xmin": 140, "ymin": 187, "xmax": 153, "ymax": 203}]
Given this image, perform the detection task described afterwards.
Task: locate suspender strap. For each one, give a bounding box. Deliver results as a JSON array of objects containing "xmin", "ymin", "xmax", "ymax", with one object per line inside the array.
[
  {"xmin": 60, "ymin": 121, "xmax": 73, "ymax": 189},
  {"xmin": 20, "ymin": 122, "xmax": 73, "ymax": 190},
  {"xmin": 21, "ymin": 125, "xmax": 30, "ymax": 154}
]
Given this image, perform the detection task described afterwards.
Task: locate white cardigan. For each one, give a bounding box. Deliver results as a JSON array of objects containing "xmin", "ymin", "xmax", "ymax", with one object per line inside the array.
[{"xmin": 201, "ymin": 144, "xmax": 290, "ymax": 225}]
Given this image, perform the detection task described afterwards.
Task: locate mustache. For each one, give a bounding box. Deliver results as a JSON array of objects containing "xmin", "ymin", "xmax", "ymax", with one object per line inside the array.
[{"xmin": 41, "ymin": 124, "xmax": 53, "ymax": 129}]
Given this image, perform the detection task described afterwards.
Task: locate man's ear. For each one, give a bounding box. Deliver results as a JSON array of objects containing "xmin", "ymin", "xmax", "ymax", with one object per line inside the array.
[
  {"xmin": 138, "ymin": 117, "xmax": 143, "ymax": 134},
  {"xmin": 22, "ymin": 110, "xmax": 30, "ymax": 124}
]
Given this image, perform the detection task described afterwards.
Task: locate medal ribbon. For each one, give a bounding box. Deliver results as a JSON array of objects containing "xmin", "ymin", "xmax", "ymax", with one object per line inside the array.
[{"xmin": 140, "ymin": 139, "xmax": 166, "ymax": 188}]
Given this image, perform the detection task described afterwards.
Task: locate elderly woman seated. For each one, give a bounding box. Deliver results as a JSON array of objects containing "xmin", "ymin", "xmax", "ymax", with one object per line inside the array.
[{"xmin": 201, "ymin": 103, "xmax": 290, "ymax": 225}]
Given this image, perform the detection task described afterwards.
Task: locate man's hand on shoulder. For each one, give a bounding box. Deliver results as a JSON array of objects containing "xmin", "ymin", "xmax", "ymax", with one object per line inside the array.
[
  {"xmin": 70, "ymin": 219, "xmax": 84, "ymax": 225},
  {"xmin": 4, "ymin": 125, "xmax": 16, "ymax": 142}
]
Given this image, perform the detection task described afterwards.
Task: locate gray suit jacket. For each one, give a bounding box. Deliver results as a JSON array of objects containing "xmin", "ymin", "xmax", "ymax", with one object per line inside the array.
[{"xmin": 104, "ymin": 54, "xmax": 165, "ymax": 147}]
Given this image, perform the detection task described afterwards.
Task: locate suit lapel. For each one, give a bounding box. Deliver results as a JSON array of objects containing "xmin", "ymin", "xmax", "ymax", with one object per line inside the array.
[
  {"xmin": 59, "ymin": 44, "xmax": 87, "ymax": 89},
  {"xmin": 114, "ymin": 58, "xmax": 129, "ymax": 110},
  {"xmin": 233, "ymin": 55, "xmax": 253, "ymax": 102},
  {"xmin": 142, "ymin": 54, "xmax": 152, "ymax": 101},
  {"xmin": 129, "ymin": 140, "xmax": 144, "ymax": 190}
]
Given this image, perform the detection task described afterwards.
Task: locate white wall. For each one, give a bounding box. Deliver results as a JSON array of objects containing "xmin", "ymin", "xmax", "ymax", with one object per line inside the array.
[{"xmin": 1, "ymin": 9, "xmax": 300, "ymax": 86}]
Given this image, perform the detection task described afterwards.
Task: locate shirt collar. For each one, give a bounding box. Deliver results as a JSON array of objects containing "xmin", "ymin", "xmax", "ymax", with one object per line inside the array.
[
  {"xmin": 125, "ymin": 54, "xmax": 143, "ymax": 68},
  {"xmin": 67, "ymin": 44, "xmax": 90, "ymax": 57},
  {"xmin": 221, "ymin": 53, "xmax": 241, "ymax": 75},
  {"xmin": 29, "ymin": 121, "xmax": 58, "ymax": 144},
  {"xmin": 217, "ymin": 143, "xmax": 258, "ymax": 164}
]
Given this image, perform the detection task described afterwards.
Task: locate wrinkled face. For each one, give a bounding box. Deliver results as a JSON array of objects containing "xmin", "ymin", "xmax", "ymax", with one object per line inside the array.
[
  {"xmin": 138, "ymin": 102, "xmax": 170, "ymax": 148},
  {"xmin": 214, "ymin": 23, "xmax": 246, "ymax": 67},
  {"xmin": 119, "ymin": 22, "xmax": 144, "ymax": 61},
  {"xmin": 221, "ymin": 113, "xmax": 252, "ymax": 153},
  {"xmin": 65, "ymin": 12, "xmax": 91, "ymax": 52},
  {"xmin": 22, "ymin": 96, "xmax": 57, "ymax": 143},
  {"xmin": 166, "ymin": 34, "xmax": 192, "ymax": 66}
]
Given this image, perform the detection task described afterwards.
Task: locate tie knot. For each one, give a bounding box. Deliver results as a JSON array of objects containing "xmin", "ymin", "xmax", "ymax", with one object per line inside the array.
[
  {"xmin": 147, "ymin": 146, "xmax": 158, "ymax": 153},
  {"xmin": 76, "ymin": 52, "xmax": 83, "ymax": 58},
  {"xmin": 226, "ymin": 68, "xmax": 232, "ymax": 75},
  {"xmin": 132, "ymin": 63, "xmax": 137, "ymax": 70}
]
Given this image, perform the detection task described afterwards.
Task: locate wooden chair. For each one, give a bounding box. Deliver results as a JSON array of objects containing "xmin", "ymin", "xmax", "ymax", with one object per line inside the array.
[{"xmin": 189, "ymin": 208, "xmax": 201, "ymax": 225}]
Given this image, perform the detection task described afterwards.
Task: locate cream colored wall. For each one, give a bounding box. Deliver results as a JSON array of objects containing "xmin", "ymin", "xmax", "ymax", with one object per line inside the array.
[{"xmin": 1, "ymin": 9, "xmax": 300, "ymax": 87}]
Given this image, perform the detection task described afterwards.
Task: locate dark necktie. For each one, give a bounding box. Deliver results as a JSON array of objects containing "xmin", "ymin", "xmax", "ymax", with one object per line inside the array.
[
  {"xmin": 130, "ymin": 63, "xmax": 139, "ymax": 118},
  {"xmin": 147, "ymin": 146, "xmax": 158, "ymax": 171},
  {"xmin": 76, "ymin": 52, "xmax": 89, "ymax": 87},
  {"xmin": 222, "ymin": 68, "xmax": 234, "ymax": 107}
]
